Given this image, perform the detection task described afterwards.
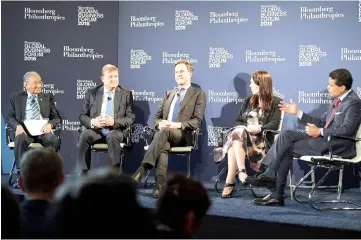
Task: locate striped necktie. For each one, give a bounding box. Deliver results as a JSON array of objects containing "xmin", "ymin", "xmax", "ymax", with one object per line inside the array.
[{"xmin": 30, "ymin": 95, "xmax": 41, "ymax": 120}]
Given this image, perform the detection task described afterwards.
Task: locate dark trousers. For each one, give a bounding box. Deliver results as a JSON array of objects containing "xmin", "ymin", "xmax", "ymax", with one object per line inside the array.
[
  {"xmin": 77, "ymin": 129, "xmax": 124, "ymax": 171},
  {"xmin": 14, "ymin": 133, "xmax": 60, "ymax": 170},
  {"xmin": 262, "ymin": 130, "xmax": 328, "ymax": 198},
  {"xmin": 142, "ymin": 128, "xmax": 188, "ymax": 179}
]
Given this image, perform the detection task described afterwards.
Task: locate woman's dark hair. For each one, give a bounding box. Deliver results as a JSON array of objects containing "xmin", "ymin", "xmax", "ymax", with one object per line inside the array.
[{"xmin": 250, "ymin": 70, "xmax": 274, "ymax": 115}]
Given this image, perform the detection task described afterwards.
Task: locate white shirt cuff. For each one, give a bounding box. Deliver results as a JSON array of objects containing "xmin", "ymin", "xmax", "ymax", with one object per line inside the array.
[{"xmin": 297, "ymin": 110, "xmax": 303, "ymax": 119}]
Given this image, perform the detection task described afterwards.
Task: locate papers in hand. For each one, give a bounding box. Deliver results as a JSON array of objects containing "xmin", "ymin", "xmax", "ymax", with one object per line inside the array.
[{"xmin": 23, "ymin": 119, "xmax": 49, "ymax": 136}]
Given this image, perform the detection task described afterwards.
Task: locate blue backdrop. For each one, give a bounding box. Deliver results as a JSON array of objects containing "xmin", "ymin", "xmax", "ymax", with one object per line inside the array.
[{"xmin": 2, "ymin": 1, "xmax": 361, "ymax": 186}]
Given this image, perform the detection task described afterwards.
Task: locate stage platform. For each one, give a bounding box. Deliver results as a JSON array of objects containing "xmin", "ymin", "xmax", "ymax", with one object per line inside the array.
[{"xmin": 3, "ymin": 174, "xmax": 361, "ymax": 238}]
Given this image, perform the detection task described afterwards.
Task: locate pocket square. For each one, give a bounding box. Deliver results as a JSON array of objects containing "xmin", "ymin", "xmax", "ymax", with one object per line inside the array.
[{"xmin": 335, "ymin": 112, "xmax": 342, "ymax": 115}]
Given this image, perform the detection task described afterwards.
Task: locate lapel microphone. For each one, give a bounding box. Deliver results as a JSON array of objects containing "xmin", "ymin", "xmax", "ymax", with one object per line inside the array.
[{"xmin": 107, "ymin": 96, "xmax": 112, "ymax": 100}]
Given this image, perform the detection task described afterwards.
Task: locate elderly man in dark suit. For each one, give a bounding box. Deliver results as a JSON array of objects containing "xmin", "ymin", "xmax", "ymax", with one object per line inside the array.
[
  {"xmin": 250, "ymin": 68, "xmax": 361, "ymax": 206},
  {"xmin": 77, "ymin": 64, "xmax": 135, "ymax": 175},
  {"xmin": 132, "ymin": 60, "xmax": 206, "ymax": 198},
  {"xmin": 7, "ymin": 71, "xmax": 61, "ymax": 188}
]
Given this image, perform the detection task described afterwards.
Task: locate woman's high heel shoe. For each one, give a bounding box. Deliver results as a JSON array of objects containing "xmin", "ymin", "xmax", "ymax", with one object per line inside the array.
[
  {"xmin": 221, "ymin": 183, "xmax": 235, "ymax": 198},
  {"xmin": 238, "ymin": 169, "xmax": 249, "ymax": 187}
]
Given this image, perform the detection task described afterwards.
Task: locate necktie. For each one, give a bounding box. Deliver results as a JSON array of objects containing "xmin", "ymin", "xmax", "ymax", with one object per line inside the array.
[
  {"xmin": 324, "ymin": 99, "xmax": 341, "ymax": 128},
  {"xmin": 101, "ymin": 91, "xmax": 113, "ymax": 136},
  {"xmin": 30, "ymin": 95, "xmax": 41, "ymax": 120},
  {"xmin": 171, "ymin": 88, "xmax": 185, "ymax": 122}
]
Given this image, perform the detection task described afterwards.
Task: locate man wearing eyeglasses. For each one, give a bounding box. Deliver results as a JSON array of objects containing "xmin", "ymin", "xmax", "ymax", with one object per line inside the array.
[{"xmin": 6, "ymin": 71, "xmax": 61, "ymax": 188}]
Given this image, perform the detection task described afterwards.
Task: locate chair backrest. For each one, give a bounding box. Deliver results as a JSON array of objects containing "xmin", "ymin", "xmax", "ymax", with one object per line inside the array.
[
  {"xmin": 349, "ymin": 122, "xmax": 361, "ymax": 163},
  {"xmin": 273, "ymin": 111, "xmax": 284, "ymax": 141}
]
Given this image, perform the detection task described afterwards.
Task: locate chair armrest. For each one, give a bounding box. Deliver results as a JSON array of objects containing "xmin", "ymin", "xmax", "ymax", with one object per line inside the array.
[
  {"xmin": 326, "ymin": 134, "xmax": 361, "ymax": 160},
  {"xmin": 143, "ymin": 126, "xmax": 156, "ymax": 146},
  {"xmin": 192, "ymin": 128, "xmax": 201, "ymax": 149},
  {"xmin": 77, "ymin": 126, "xmax": 86, "ymax": 141},
  {"xmin": 262, "ymin": 129, "xmax": 280, "ymax": 151},
  {"xmin": 328, "ymin": 134, "xmax": 361, "ymax": 142},
  {"xmin": 53, "ymin": 123, "xmax": 62, "ymax": 138},
  {"xmin": 5, "ymin": 123, "xmax": 12, "ymax": 144},
  {"xmin": 124, "ymin": 126, "xmax": 132, "ymax": 147}
]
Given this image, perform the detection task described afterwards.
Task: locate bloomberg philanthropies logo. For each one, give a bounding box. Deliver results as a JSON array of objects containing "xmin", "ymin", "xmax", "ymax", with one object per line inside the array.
[{"xmin": 63, "ymin": 46, "xmax": 104, "ymax": 60}]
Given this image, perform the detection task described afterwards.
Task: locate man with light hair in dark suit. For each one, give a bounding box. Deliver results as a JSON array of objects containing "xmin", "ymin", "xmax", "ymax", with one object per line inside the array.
[{"xmin": 132, "ymin": 60, "xmax": 206, "ymax": 198}]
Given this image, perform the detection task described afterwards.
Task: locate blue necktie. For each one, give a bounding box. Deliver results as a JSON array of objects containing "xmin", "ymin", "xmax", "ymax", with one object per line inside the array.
[
  {"xmin": 171, "ymin": 88, "xmax": 185, "ymax": 122},
  {"xmin": 30, "ymin": 95, "xmax": 41, "ymax": 120},
  {"xmin": 101, "ymin": 91, "xmax": 113, "ymax": 136}
]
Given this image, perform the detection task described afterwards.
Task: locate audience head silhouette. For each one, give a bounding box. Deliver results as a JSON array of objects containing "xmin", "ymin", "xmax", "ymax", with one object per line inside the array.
[
  {"xmin": 156, "ymin": 174, "xmax": 211, "ymax": 238},
  {"xmin": 45, "ymin": 167, "xmax": 157, "ymax": 238}
]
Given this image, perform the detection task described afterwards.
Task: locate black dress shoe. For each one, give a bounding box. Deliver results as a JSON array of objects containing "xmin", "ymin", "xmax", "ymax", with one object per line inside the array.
[
  {"xmin": 252, "ymin": 194, "xmax": 284, "ymax": 206},
  {"xmin": 246, "ymin": 174, "xmax": 276, "ymax": 188},
  {"xmin": 152, "ymin": 184, "xmax": 164, "ymax": 198}
]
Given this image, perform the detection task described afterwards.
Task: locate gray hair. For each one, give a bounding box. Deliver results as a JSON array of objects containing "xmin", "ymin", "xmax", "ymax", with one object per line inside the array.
[{"xmin": 23, "ymin": 71, "xmax": 40, "ymax": 84}]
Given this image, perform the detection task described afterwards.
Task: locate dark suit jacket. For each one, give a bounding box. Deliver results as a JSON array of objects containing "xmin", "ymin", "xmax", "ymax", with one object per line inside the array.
[
  {"xmin": 79, "ymin": 85, "xmax": 135, "ymax": 130},
  {"xmin": 233, "ymin": 95, "xmax": 282, "ymax": 145},
  {"xmin": 154, "ymin": 86, "xmax": 206, "ymax": 145},
  {"xmin": 300, "ymin": 90, "xmax": 361, "ymax": 158},
  {"xmin": 6, "ymin": 91, "xmax": 61, "ymax": 140},
  {"xmin": 20, "ymin": 199, "xmax": 49, "ymax": 239}
]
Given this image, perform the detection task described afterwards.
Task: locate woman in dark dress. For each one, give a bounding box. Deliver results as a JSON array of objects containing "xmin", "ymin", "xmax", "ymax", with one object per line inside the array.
[{"xmin": 214, "ymin": 70, "xmax": 282, "ymax": 198}]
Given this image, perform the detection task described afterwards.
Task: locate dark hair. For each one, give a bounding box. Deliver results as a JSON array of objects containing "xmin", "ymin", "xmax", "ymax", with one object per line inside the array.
[
  {"xmin": 250, "ymin": 70, "xmax": 274, "ymax": 115},
  {"xmin": 329, "ymin": 68, "xmax": 353, "ymax": 90},
  {"xmin": 20, "ymin": 148, "xmax": 63, "ymax": 193},
  {"xmin": 156, "ymin": 174, "xmax": 211, "ymax": 232},
  {"xmin": 1, "ymin": 185, "xmax": 20, "ymax": 239},
  {"xmin": 45, "ymin": 168, "xmax": 157, "ymax": 238}
]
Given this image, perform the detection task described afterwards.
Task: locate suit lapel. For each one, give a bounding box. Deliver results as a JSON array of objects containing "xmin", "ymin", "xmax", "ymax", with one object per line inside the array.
[
  {"xmin": 95, "ymin": 85, "xmax": 104, "ymax": 116},
  {"xmin": 180, "ymin": 86, "xmax": 194, "ymax": 111},
  {"xmin": 20, "ymin": 92, "xmax": 27, "ymax": 121},
  {"xmin": 164, "ymin": 90, "xmax": 176, "ymax": 119},
  {"xmin": 38, "ymin": 93, "xmax": 45, "ymax": 117},
  {"xmin": 113, "ymin": 86, "xmax": 122, "ymax": 114},
  {"xmin": 326, "ymin": 91, "xmax": 353, "ymax": 126}
]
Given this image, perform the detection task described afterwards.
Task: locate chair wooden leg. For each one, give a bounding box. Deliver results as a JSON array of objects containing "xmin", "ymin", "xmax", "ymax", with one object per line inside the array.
[
  {"xmin": 8, "ymin": 158, "xmax": 16, "ymax": 186},
  {"xmin": 186, "ymin": 153, "xmax": 191, "ymax": 178}
]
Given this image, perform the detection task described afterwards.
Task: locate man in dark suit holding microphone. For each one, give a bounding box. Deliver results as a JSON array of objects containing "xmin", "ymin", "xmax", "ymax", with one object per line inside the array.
[
  {"xmin": 77, "ymin": 64, "xmax": 135, "ymax": 175},
  {"xmin": 132, "ymin": 60, "xmax": 206, "ymax": 198},
  {"xmin": 7, "ymin": 71, "xmax": 61, "ymax": 188},
  {"xmin": 250, "ymin": 68, "xmax": 361, "ymax": 206}
]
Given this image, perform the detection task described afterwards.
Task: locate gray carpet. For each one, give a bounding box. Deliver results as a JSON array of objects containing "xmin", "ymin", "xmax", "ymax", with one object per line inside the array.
[
  {"xmin": 136, "ymin": 182, "xmax": 361, "ymax": 231},
  {"xmin": 4, "ymin": 174, "xmax": 361, "ymax": 231}
]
